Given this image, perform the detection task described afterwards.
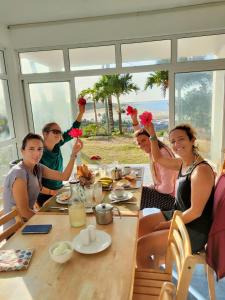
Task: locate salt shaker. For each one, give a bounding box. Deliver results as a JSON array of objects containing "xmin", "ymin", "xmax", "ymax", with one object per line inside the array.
[
  {"xmin": 87, "ymin": 225, "xmax": 96, "ymax": 242},
  {"xmin": 79, "ymin": 229, "xmax": 90, "ymax": 246}
]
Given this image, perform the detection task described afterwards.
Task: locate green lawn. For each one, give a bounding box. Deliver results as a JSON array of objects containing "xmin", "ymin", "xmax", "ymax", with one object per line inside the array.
[{"xmin": 81, "ymin": 136, "xmax": 149, "ymax": 164}]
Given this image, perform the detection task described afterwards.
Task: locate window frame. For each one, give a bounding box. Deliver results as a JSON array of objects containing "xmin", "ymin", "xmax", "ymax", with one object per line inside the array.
[{"xmin": 16, "ymin": 29, "xmax": 225, "ymax": 167}]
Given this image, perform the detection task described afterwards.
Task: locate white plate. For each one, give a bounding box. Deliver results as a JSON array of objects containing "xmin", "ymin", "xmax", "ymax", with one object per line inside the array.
[
  {"xmin": 72, "ymin": 230, "xmax": 111, "ymax": 254},
  {"xmin": 109, "ymin": 191, "xmax": 133, "ymax": 202},
  {"xmin": 55, "ymin": 192, "xmax": 70, "ymax": 204}
]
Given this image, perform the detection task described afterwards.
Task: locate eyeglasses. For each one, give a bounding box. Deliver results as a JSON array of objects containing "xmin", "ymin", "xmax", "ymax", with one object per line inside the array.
[{"xmin": 48, "ymin": 129, "xmax": 62, "ymax": 135}]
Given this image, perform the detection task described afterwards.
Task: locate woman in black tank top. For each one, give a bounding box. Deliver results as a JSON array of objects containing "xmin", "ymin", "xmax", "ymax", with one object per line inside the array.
[{"xmin": 136, "ymin": 122, "xmax": 215, "ymax": 269}]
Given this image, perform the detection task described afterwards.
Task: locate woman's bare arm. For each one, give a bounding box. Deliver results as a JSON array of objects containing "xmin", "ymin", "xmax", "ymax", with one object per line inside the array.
[
  {"xmin": 145, "ymin": 123, "xmax": 182, "ymax": 170},
  {"xmin": 42, "ymin": 138, "xmax": 83, "ymax": 181},
  {"xmin": 12, "ymin": 178, "xmax": 35, "ymax": 220},
  {"xmin": 181, "ymin": 164, "xmax": 214, "ymax": 224}
]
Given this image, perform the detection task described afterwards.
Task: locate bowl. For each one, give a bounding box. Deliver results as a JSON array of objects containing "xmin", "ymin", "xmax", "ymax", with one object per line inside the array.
[{"xmin": 49, "ymin": 241, "xmax": 73, "ymax": 264}]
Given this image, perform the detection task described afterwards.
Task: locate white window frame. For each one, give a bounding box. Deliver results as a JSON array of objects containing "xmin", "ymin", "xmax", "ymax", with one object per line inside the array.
[{"xmin": 16, "ymin": 29, "xmax": 225, "ymax": 166}]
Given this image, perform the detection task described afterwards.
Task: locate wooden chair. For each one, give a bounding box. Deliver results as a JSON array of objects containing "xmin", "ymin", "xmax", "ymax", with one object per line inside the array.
[
  {"xmin": 159, "ymin": 282, "xmax": 176, "ymax": 300},
  {"xmin": 133, "ymin": 211, "xmax": 215, "ymax": 300},
  {"xmin": 0, "ymin": 208, "xmax": 23, "ymax": 242}
]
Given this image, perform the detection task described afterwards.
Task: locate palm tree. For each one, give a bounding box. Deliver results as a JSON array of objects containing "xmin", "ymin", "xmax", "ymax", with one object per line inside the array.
[
  {"xmin": 95, "ymin": 78, "xmax": 114, "ymax": 133},
  {"xmin": 80, "ymin": 86, "xmax": 111, "ymax": 135},
  {"xmin": 145, "ymin": 71, "xmax": 169, "ymax": 98},
  {"xmin": 80, "ymin": 88, "xmax": 99, "ymax": 126},
  {"xmin": 98, "ymin": 74, "xmax": 139, "ymax": 134}
]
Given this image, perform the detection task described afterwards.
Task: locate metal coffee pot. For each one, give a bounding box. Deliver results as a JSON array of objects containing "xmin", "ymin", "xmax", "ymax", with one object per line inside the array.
[
  {"xmin": 111, "ymin": 167, "xmax": 122, "ymax": 180},
  {"xmin": 92, "ymin": 203, "xmax": 121, "ymax": 225}
]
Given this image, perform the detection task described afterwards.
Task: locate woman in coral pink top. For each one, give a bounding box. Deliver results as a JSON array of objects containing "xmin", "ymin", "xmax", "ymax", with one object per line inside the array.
[{"xmin": 130, "ymin": 109, "xmax": 178, "ymax": 211}]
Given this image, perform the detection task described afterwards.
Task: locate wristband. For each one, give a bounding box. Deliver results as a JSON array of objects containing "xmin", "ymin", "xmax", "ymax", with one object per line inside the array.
[
  {"xmin": 70, "ymin": 154, "xmax": 77, "ymax": 159},
  {"xmin": 149, "ymin": 135, "xmax": 157, "ymax": 141}
]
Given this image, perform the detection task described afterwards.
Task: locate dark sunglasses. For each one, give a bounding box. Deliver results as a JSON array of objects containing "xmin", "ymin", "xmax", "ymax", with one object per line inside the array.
[{"xmin": 48, "ymin": 129, "xmax": 62, "ymax": 135}]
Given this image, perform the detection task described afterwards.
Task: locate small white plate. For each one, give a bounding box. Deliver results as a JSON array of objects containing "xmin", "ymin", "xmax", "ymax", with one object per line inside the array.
[
  {"xmin": 109, "ymin": 191, "xmax": 133, "ymax": 202},
  {"xmin": 72, "ymin": 230, "xmax": 111, "ymax": 254},
  {"xmin": 56, "ymin": 192, "xmax": 70, "ymax": 204}
]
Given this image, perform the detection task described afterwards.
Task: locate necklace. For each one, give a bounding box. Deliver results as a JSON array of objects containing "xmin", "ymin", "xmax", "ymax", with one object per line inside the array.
[{"xmin": 185, "ymin": 154, "xmax": 200, "ymax": 174}]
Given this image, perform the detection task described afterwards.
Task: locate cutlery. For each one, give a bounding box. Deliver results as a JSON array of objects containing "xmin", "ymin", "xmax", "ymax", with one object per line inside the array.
[
  {"xmin": 110, "ymin": 201, "xmax": 137, "ymax": 205},
  {"xmin": 48, "ymin": 206, "xmax": 68, "ymax": 211}
]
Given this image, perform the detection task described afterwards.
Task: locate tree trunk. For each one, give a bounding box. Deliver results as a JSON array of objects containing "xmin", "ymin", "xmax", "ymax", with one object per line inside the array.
[
  {"xmin": 93, "ymin": 101, "xmax": 98, "ymax": 125},
  {"xmin": 104, "ymin": 99, "xmax": 111, "ymax": 135},
  {"xmin": 107, "ymin": 96, "xmax": 114, "ymax": 132},
  {"xmin": 116, "ymin": 95, "xmax": 123, "ymax": 134}
]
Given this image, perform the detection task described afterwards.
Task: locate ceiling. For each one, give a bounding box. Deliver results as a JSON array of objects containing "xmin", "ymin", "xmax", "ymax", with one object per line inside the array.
[{"xmin": 0, "ymin": 0, "xmax": 222, "ymax": 26}]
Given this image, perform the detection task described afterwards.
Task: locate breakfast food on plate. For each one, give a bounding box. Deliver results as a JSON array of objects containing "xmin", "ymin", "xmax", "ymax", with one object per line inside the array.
[
  {"xmin": 59, "ymin": 192, "xmax": 70, "ymax": 201},
  {"xmin": 116, "ymin": 178, "xmax": 130, "ymax": 188},
  {"xmin": 77, "ymin": 164, "xmax": 94, "ymax": 186},
  {"xmin": 98, "ymin": 177, "xmax": 113, "ymax": 189},
  {"xmin": 124, "ymin": 174, "xmax": 136, "ymax": 181}
]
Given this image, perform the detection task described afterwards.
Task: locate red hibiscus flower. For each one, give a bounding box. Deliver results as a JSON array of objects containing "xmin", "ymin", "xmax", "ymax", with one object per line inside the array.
[
  {"xmin": 78, "ymin": 97, "xmax": 86, "ymax": 106},
  {"xmin": 69, "ymin": 128, "xmax": 83, "ymax": 138},
  {"xmin": 126, "ymin": 105, "xmax": 136, "ymax": 116},
  {"xmin": 139, "ymin": 111, "xmax": 153, "ymax": 126}
]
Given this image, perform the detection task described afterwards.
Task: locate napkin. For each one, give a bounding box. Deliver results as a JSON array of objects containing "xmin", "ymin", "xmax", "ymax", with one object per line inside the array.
[{"xmin": 0, "ymin": 249, "xmax": 34, "ymax": 272}]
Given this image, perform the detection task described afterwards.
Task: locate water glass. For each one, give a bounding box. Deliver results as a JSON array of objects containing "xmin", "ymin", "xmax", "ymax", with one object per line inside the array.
[
  {"xmin": 84, "ymin": 185, "xmax": 94, "ymax": 206},
  {"xmin": 93, "ymin": 182, "xmax": 103, "ymax": 204}
]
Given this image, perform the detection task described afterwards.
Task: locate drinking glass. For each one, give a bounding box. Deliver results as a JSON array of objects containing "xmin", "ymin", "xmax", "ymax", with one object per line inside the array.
[
  {"xmin": 68, "ymin": 201, "xmax": 86, "ymax": 228},
  {"xmin": 84, "ymin": 185, "xmax": 94, "ymax": 207},
  {"xmin": 93, "ymin": 182, "xmax": 103, "ymax": 204}
]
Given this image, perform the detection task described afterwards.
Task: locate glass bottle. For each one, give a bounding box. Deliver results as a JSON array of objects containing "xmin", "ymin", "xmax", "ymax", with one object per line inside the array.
[{"xmin": 68, "ymin": 182, "xmax": 86, "ymax": 228}]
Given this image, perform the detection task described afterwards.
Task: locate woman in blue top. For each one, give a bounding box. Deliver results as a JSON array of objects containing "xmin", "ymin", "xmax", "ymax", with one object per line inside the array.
[{"xmin": 37, "ymin": 102, "xmax": 85, "ymax": 206}]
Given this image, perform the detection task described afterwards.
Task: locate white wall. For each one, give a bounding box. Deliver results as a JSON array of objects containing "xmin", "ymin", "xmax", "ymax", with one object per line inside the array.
[
  {"xmin": 0, "ymin": 24, "xmax": 28, "ymax": 145},
  {"xmin": 9, "ymin": 3, "xmax": 225, "ymax": 49},
  {"xmin": 0, "ymin": 24, "xmax": 10, "ymax": 46}
]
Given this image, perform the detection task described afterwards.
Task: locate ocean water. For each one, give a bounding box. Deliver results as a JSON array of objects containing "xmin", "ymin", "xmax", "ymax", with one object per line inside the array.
[
  {"xmin": 126, "ymin": 100, "xmax": 169, "ymax": 112},
  {"xmin": 85, "ymin": 100, "xmax": 169, "ymax": 121}
]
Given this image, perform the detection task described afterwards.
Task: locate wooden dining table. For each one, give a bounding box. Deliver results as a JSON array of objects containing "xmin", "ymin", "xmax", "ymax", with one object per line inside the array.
[
  {"xmin": 0, "ymin": 214, "xmax": 138, "ymax": 300},
  {"xmin": 39, "ymin": 165, "xmax": 144, "ymax": 217}
]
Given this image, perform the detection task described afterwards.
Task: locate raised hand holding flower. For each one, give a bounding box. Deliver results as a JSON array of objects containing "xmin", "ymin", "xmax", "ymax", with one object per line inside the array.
[
  {"xmin": 78, "ymin": 97, "xmax": 86, "ymax": 106},
  {"xmin": 126, "ymin": 105, "xmax": 136, "ymax": 116},
  {"xmin": 69, "ymin": 128, "xmax": 83, "ymax": 138},
  {"xmin": 139, "ymin": 111, "xmax": 153, "ymax": 126}
]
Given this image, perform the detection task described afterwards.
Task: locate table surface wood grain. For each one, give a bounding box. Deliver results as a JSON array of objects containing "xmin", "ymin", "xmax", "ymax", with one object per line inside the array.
[{"xmin": 0, "ymin": 214, "xmax": 138, "ymax": 300}]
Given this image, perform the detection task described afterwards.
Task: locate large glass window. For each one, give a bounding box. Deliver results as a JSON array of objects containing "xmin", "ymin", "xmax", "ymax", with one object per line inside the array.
[
  {"xmin": 177, "ymin": 34, "xmax": 225, "ymax": 62},
  {"xmin": 0, "ymin": 144, "xmax": 18, "ymax": 209},
  {"xmin": 0, "ymin": 51, "xmax": 5, "ymax": 74},
  {"xmin": 74, "ymin": 72, "xmax": 169, "ymax": 164},
  {"xmin": 69, "ymin": 45, "xmax": 116, "ymax": 71},
  {"xmin": 121, "ymin": 40, "xmax": 171, "ymax": 67},
  {"xmin": 19, "ymin": 50, "xmax": 65, "ymax": 74},
  {"xmin": 0, "ymin": 79, "xmax": 13, "ymax": 141},
  {"xmin": 28, "ymin": 82, "xmax": 73, "ymax": 165},
  {"xmin": 175, "ymin": 70, "xmax": 225, "ymax": 165}
]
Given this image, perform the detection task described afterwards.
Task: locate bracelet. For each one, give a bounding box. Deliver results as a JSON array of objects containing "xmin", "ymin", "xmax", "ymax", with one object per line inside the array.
[
  {"xmin": 70, "ymin": 154, "xmax": 77, "ymax": 159},
  {"xmin": 149, "ymin": 135, "xmax": 157, "ymax": 141}
]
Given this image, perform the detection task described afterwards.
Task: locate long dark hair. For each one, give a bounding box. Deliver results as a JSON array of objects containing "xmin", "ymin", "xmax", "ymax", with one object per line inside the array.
[
  {"xmin": 21, "ymin": 133, "xmax": 44, "ymax": 150},
  {"xmin": 134, "ymin": 128, "xmax": 174, "ymax": 157}
]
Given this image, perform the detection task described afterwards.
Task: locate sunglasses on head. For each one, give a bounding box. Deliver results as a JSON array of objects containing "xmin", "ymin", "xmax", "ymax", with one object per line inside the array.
[{"xmin": 48, "ymin": 129, "xmax": 62, "ymax": 135}]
